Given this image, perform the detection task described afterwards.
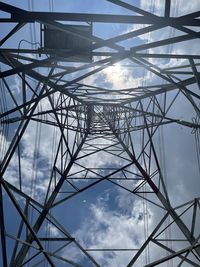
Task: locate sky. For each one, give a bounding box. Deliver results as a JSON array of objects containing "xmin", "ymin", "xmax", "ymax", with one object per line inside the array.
[{"xmin": 0, "ymin": 0, "xmax": 200, "ymax": 266}]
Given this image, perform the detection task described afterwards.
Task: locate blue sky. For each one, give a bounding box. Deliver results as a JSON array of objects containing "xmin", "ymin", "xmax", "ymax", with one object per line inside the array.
[{"xmin": 0, "ymin": 0, "xmax": 200, "ymax": 266}]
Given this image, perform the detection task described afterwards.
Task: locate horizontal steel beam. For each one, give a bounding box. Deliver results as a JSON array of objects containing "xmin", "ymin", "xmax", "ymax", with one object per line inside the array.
[
  {"xmin": 0, "ymin": 3, "xmax": 199, "ymax": 25},
  {"xmin": 9, "ymin": 13, "xmax": 200, "ymax": 25},
  {"xmin": 1, "ymin": 49, "xmax": 200, "ymax": 59}
]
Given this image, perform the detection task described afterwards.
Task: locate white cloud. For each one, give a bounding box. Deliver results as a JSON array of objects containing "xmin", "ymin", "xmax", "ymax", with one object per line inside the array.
[
  {"xmin": 102, "ymin": 62, "xmax": 143, "ymax": 90},
  {"xmin": 140, "ymin": 0, "xmax": 200, "ymax": 17},
  {"xmin": 3, "ymin": 119, "xmax": 58, "ymax": 201},
  {"xmin": 70, "ymin": 190, "xmax": 155, "ymax": 267},
  {"xmin": 10, "ymin": 75, "xmax": 21, "ymax": 95},
  {"xmin": 45, "ymin": 224, "xmax": 61, "ymax": 237}
]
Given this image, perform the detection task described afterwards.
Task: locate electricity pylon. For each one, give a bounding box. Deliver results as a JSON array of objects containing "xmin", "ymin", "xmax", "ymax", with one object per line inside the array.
[{"xmin": 0, "ymin": 1, "xmax": 200, "ymax": 266}]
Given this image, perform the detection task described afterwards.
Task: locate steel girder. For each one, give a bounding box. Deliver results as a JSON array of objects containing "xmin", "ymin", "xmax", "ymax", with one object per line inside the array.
[{"xmin": 0, "ymin": 1, "xmax": 200, "ymax": 266}]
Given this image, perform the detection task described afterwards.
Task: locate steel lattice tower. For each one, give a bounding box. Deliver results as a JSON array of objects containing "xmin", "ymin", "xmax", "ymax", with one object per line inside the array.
[{"xmin": 0, "ymin": 1, "xmax": 200, "ymax": 266}]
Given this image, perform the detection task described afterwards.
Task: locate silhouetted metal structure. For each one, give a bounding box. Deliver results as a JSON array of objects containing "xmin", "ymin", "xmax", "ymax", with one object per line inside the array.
[{"xmin": 0, "ymin": 1, "xmax": 200, "ymax": 266}]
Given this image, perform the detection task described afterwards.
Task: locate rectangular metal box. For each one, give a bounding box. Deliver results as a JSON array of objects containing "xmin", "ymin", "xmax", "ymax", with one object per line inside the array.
[{"xmin": 42, "ymin": 24, "xmax": 92, "ymax": 62}]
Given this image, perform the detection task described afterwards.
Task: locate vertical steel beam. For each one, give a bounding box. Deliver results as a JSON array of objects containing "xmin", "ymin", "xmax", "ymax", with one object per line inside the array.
[
  {"xmin": 165, "ymin": 0, "xmax": 171, "ymax": 17},
  {"xmin": 0, "ymin": 184, "xmax": 8, "ymax": 267}
]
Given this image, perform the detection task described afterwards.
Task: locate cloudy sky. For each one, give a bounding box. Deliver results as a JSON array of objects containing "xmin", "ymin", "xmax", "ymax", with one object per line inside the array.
[{"xmin": 0, "ymin": 0, "xmax": 200, "ymax": 266}]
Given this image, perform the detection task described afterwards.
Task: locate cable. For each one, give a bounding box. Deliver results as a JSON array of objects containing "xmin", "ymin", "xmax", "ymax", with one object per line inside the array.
[
  {"xmin": 44, "ymin": 2, "xmax": 55, "ymax": 264},
  {"xmin": 18, "ymin": 39, "xmax": 40, "ymax": 49},
  {"xmin": 0, "ymin": 66, "xmax": 9, "ymax": 163},
  {"xmin": 17, "ymin": 39, "xmax": 41, "ymax": 62},
  {"xmin": 193, "ymin": 117, "xmax": 200, "ymax": 175},
  {"xmin": 139, "ymin": 1, "xmax": 156, "ymax": 264}
]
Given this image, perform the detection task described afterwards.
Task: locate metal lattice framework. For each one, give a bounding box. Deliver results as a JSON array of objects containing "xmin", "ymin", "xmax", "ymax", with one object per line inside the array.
[{"xmin": 0, "ymin": 1, "xmax": 200, "ymax": 266}]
